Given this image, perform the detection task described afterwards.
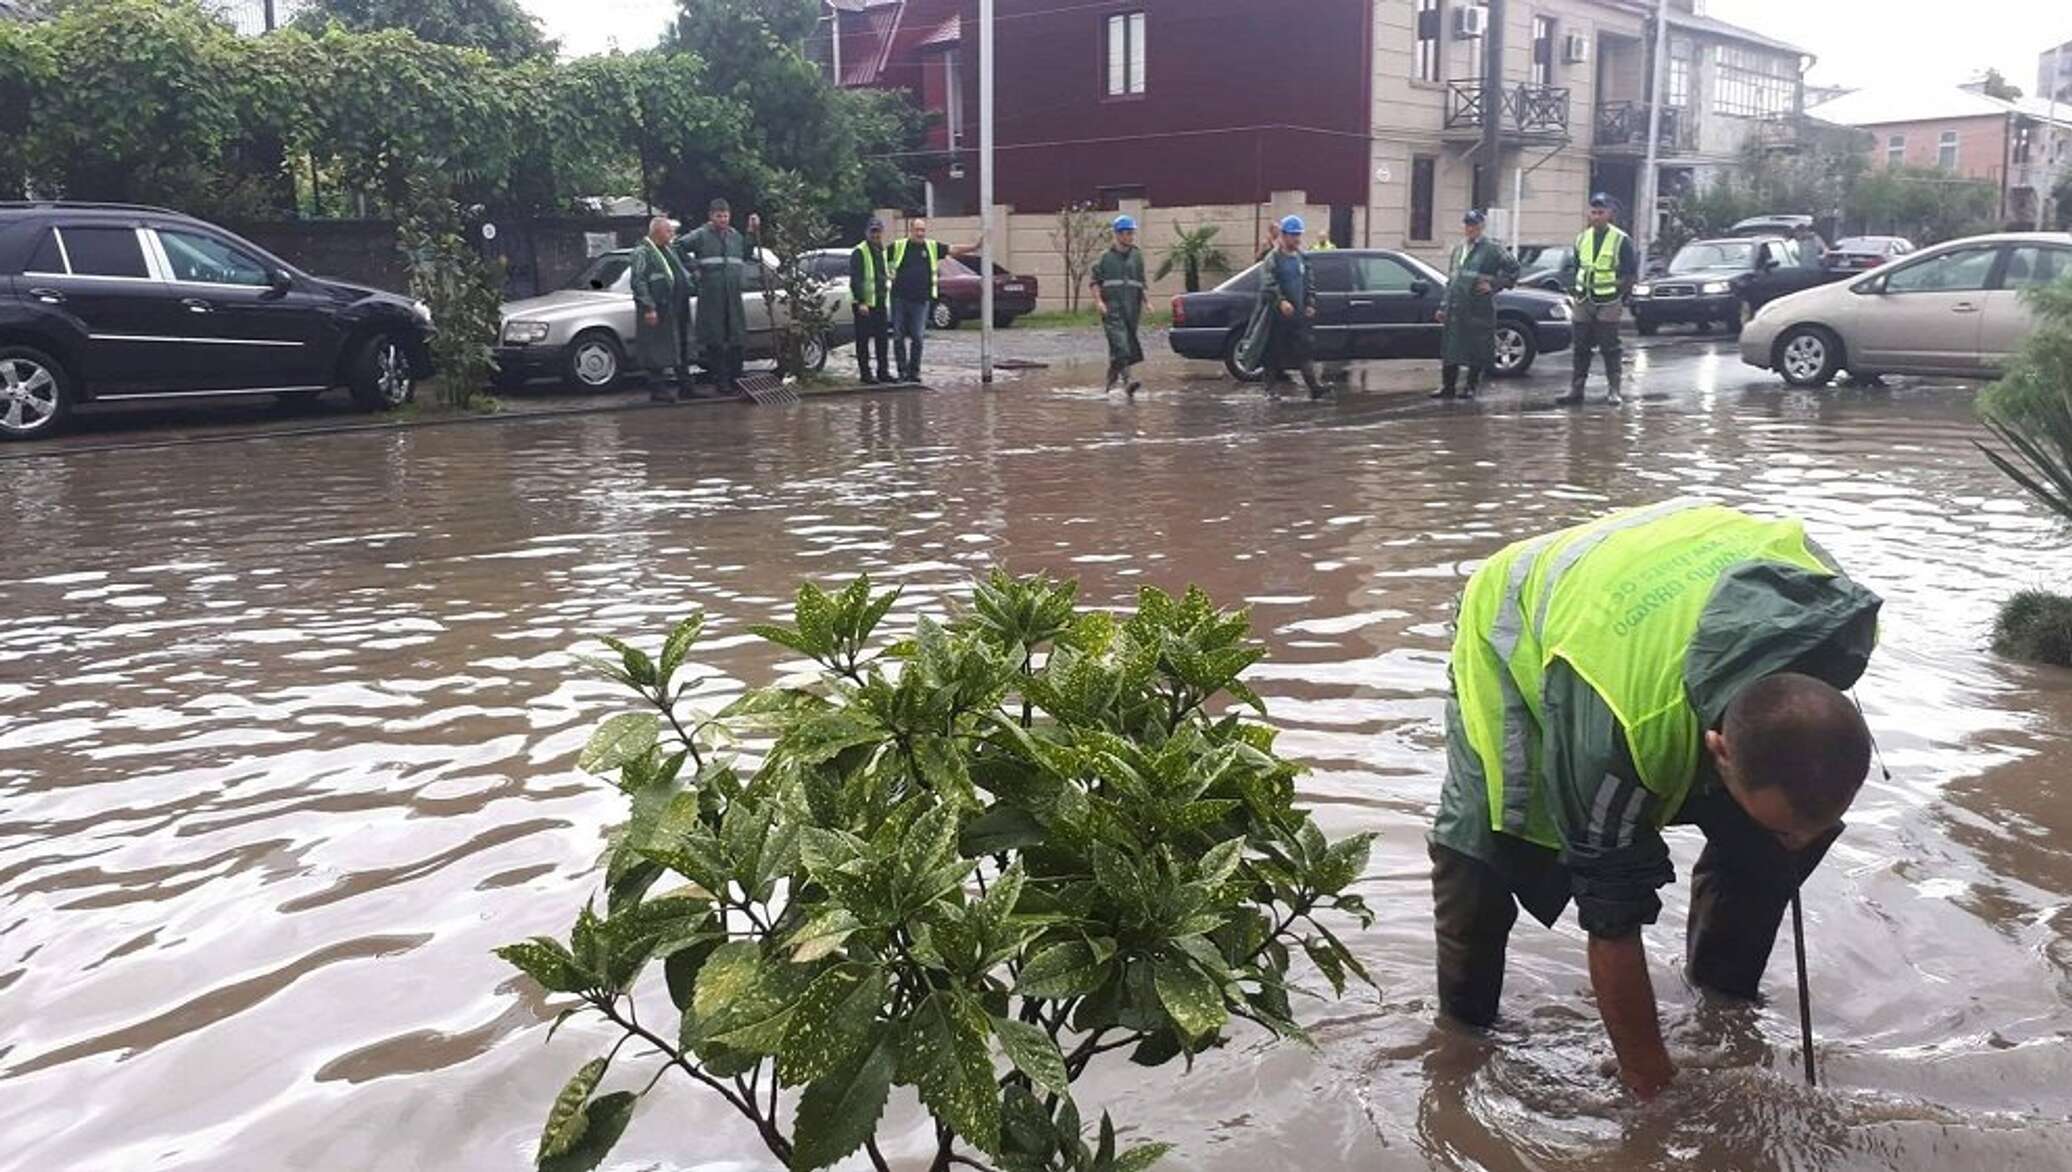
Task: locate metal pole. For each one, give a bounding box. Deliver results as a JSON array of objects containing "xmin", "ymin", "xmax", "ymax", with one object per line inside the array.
[
  {"xmin": 1637, "ymin": 0, "xmax": 1669, "ymax": 273},
  {"xmin": 263, "ymin": 0, "xmax": 276, "ymax": 31},
  {"xmin": 1479, "ymin": 0, "xmax": 1506, "ymax": 209},
  {"xmin": 978, "ymin": 0, "xmax": 995, "ymax": 385},
  {"xmin": 829, "ymin": 3, "xmax": 841, "ymax": 85},
  {"xmin": 1792, "ymin": 890, "xmax": 1817, "ymax": 1088}
]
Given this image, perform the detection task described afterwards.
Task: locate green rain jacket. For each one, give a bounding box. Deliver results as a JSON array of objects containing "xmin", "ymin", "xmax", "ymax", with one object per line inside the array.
[
  {"xmin": 1439, "ymin": 236, "xmax": 1520, "ymax": 368},
  {"xmin": 1092, "ymin": 245, "xmax": 1147, "ymax": 366},
  {"xmin": 1431, "ymin": 512, "xmax": 1882, "ymax": 938},
  {"xmin": 676, "ymin": 223, "xmax": 754, "ymax": 349},
  {"xmin": 1237, "ymin": 248, "xmax": 1318, "ymax": 371},
  {"xmin": 630, "ymin": 237, "xmax": 690, "ymax": 373}
]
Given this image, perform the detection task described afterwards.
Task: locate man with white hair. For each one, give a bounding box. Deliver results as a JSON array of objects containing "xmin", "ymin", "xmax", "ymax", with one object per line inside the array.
[{"xmin": 631, "ymin": 215, "xmax": 691, "ymax": 402}]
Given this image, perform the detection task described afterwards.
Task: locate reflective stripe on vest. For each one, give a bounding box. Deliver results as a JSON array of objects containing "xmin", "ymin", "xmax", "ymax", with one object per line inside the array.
[
  {"xmin": 853, "ymin": 241, "xmax": 884, "ymax": 308},
  {"xmin": 1453, "ymin": 500, "xmax": 1834, "ymax": 847},
  {"xmin": 1573, "ymin": 224, "xmax": 1628, "ymax": 299},
  {"xmin": 887, "ymin": 238, "xmax": 940, "ymax": 299}
]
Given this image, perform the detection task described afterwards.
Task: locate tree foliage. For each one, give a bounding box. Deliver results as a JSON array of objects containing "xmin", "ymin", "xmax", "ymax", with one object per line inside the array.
[
  {"xmin": 290, "ymin": 0, "xmax": 556, "ymax": 65},
  {"xmin": 399, "ymin": 190, "xmax": 506, "ymax": 409},
  {"xmin": 1977, "ymin": 273, "xmax": 2072, "ymax": 526},
  {"xmin": 1155, "ymin": 224, "xmax": 1232, "ymax": 294},
  {"xmin": 1051, "ymin": 204, "xmax": 1109, "ymax": 313},
  {"xmin": 498, "ymin": 574, "xmax": 1375, "ymax": 1171}
]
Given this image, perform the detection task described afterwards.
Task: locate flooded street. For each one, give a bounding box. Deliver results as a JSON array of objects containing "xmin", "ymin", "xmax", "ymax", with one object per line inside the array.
[{"xmin": 3, "ymin": 338, "xmax": 2071, "ymax": 1171}]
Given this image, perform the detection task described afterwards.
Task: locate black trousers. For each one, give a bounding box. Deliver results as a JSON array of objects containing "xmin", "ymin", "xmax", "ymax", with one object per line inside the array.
[
  {"xmin": 1430, "ymin": 787, "xmax": 1842, "ymax": 1027},
  {"xmin": 702, "ymin": 343, "xmax": 744, "ymax": 390},
  {"xmin": 1265, "ymin": 315, "xmax": 1324, "ymax": 392},
  {"xmin": 853, "ymin": 307, "xmax": 890, "ymax": 380},
  {"xmin": 1441, "ymin": 363, "xmax": 1485, "ymax": 394},
  {"xmin": 1570, "ymin": 300, "xmax": 1624, "ymax": 391}
]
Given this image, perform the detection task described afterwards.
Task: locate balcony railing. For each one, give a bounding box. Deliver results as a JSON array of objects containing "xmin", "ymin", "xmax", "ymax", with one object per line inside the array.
[
  {"xmin": 1444, "ymin": 80, "xmax": 1572, "ymax": 140},
  {"xmin": 1593, "ymin": 101, "xmax": 1690, "ymax": 152},
  {"xmin": 2008, "ymin": 159, "xmax": 2068, "ymax": 192}
]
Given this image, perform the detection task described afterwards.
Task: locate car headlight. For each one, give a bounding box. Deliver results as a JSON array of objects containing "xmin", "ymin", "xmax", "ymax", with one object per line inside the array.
[
  {"xmin": 412, "ymin": 299, "xmax": 434, "ymax": 326},
  {"xmin": 1631, "ymin": 283, "xmax": 1652, "ymax": 298},
  {"xmin": 1701, "ymin": 281, "xmax": 1731, "ymax": 295},
  {"xmin": 502, "ymin": 320, "xmax": 550, "ymax": 344},
  {"xmin": 1550, "ymin": 299, "xmax": 1573, "ymax": 321}
]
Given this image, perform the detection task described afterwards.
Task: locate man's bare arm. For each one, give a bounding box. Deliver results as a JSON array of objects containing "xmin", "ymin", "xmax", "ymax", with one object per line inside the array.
[{"xmin": 1588, "ymin": 932, "xmax": 1676, "ymax": 1099}]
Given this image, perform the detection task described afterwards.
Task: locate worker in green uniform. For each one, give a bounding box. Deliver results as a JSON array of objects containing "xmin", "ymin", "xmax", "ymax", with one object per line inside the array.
[
  {"xmin": 630, "ymin": 215, "xmax": 692, "ymax": 403},
  {"xmin": 1236, "ymin": 215, "xmax": 1331, "ymax": 400},
  {"xmin": 1429, "ymin": 499, "xmax": 1882, "ymax": 1100},
  {"xmin": 676, "ymin": 198, "xmax": 757, "ymax": 394},
  {"xmin": 1432, "ymin": 208, "xmax": 1520, "ymax": 401},
  {"xmin": 1091, "ymin": 214, "xmax": 1147, "ymax": 396}
]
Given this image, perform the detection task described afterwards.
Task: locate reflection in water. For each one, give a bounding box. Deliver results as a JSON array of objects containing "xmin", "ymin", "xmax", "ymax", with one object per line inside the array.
[{"xmin": 2, "ymin": 362, "xmax": 2070, "ymax": 1170}]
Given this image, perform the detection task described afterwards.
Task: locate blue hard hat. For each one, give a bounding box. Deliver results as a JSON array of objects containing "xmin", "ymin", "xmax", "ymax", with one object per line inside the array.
[
  {"xmin": 1279, "ymin": 215, "xmax": 1305, "ymax": 235},
  {"xmin": 1112, "ymin": 215, "xmax": 1137, "ymax": 232},
  {"xmin": 1463, "ymin": 208, "xmax": 1486, "ymax": 225},
  {"xmin": 1589, "ymin": 192, "xmax": 1614, "ymax": 208}
]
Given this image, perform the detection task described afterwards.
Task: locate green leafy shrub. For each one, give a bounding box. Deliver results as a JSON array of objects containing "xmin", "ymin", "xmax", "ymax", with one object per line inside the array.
[
  {"xmin": 399, "ymin": 192, "xmax": 505, "ymax": 409},
  {"xmin": 1993, "ymin": 590, "xmax": 2072, "ymax": 668},
  {"xmin": 497, "ymin": 574, "xmax": 1374, "ymax": 1172}
]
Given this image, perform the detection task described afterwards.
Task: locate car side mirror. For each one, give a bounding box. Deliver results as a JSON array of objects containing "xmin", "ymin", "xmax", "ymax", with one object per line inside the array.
[
  {"xmin": 268, "ymin": 268, "xmax": 293, "ymax": 291},
  {"xmin": 1409, "ymin": 279, "xmax": 1431, "ymax": 297}
]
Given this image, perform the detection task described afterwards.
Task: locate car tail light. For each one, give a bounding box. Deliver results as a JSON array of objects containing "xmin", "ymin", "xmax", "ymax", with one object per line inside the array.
[{"xmin": 1171, "ymin": 296, "xmax": 1185, "ymax": 325}]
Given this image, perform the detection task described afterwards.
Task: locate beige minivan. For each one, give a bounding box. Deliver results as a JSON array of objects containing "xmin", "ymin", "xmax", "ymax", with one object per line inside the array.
[{"xmin": 1739, "ymin": 232, "xmax": 2072, "ymax": 387}]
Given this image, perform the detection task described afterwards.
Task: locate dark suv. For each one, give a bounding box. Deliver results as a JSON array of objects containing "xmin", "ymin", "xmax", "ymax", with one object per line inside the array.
[
  {"xmin": 1628, "ymin": 235, "xmax": 1841, "ymax": 335},
  {"xmin": 0, "ymin": 202, "xmax": 435, "ymax": 440}
]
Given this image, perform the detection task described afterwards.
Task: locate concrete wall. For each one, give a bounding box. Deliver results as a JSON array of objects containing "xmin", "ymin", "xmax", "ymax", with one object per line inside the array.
[
  {"xmin": 872, "ymin": 192, "xmax": 1341, "ymax": 311},
  {"xmin": 230, "ymin": 216, "xmax": 650, "ymax": 299}
]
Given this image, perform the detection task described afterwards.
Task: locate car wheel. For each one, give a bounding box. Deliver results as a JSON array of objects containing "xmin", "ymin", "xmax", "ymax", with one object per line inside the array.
[
  {"xmin": 348, "ymin": 333, "xmax": 415, "ymax": 411},
  {"xmin": 799, "ymin": 332, "xmax": 829, "ymax": 373},
  {"xmin": 1223, "ymin": 330, "xmax": 1264, "ymax": 383},
  {"xmin": 563, "ymin": 330, "xmax": 624, "ymax": 391},
  {"xmin": 1490, "ymin": 319, "xmax": 1537, "ymax": 377},
  {"xmin": 931, "ymin": 301, "xmax": 957, "ymax": 330},
  {"xmin": 1775, "ymin": 325, "xmax": 1841, "ymax": 388},
  {"xmin": 1636, "ymin": 318, "xmax": 1660, "ymax": 336},
  {"xmin": 0, "ymin": 346, "xmax": 71, "ymax": 441}
]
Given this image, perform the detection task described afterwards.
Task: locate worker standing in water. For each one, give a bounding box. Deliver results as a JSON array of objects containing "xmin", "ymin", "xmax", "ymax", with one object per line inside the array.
[
  {"xmin": 1429, "ymin": 500, "xmax": 1882, "ymax": 1098},
  {"xmin": 1091, "ymin": 215, "xmax": 1147, "ymax": 396}
]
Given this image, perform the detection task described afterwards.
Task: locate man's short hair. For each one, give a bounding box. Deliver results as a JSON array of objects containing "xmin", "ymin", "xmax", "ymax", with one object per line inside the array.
[
  {"xmin": 709, "ymin": 198, "xmax": 731, "ymax": 214},
  {"xmin": 1722, "ymin": 672, "xmax": 1871, "ymax": 821},
  {"xmin": 648, "ymin": 215, "xmax": 673, "ymax": 233}
]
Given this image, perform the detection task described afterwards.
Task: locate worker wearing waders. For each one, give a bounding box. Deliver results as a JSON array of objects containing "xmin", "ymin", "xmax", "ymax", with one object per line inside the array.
[
  {"xmin": 1558, "ymin": 193, "xmax": 1637, "ymax": 407},
  {"xmin": 1236, "ymin": 216, "xmax": 1331, "ymax": 399},
  {"xmin": 850, "ymin": 218, "xmax": 893, "ymax": 384},
  {"xmin": 632, "ymin": 216, "xmax": 693, "ymax": 403},
  {"xmin": 677, "ymin": 198, "xmax": 756, "ymax": 394},
  {"xmin": 1428, "ymin": 500, "xmax": 1882, "ymax": 1099},
  {"xmin": 1091, "ymin": 215, "xmax": 1147, "ymax": 395},
  {"xmin": 1432, "ymin": 208, "xmax": 1519, "ymax": 401}
]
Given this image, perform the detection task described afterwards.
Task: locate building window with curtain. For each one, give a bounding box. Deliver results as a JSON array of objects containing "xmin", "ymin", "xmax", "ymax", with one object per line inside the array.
[
  {"xmin": 1106, "ymin": 12, "xmax": 1146, "ymax": 96},
  {"xmin": 1532, "ymin": 16, "xmax": 1555, "ymax": 86},
  {"xmin": 1410, "ymin": 156, "xmax": 1436, "ymax": 241},
  {"xmin": 1938, "ymin": 130, "xmax": 1959, "ymax": 170},
  {"xmin": 1415, "ymin": 0, "xmax": 1443, "ymax": 82},
  {"xmin": 1667, "ymin": 38, "xmax": 1691, "ymax": 108}
]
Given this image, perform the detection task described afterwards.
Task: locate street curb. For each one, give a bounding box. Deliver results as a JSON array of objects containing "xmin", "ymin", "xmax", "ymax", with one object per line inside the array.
[{"xmin": 0, "ymin": 381, "xmax": 928, "ymax": 460}]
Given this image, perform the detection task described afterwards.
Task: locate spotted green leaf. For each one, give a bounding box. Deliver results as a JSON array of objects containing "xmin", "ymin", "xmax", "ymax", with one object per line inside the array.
[
  {"xmin": 1152, "ymin": 953, "xmax": 1226, "ymax": 1040},
  {"xmin": 776, "ymin": 963, "xmax": 884, "ymax": 1084},
  {"xmin": 537, "ymin": 1057, "xmax": 606, "ymax": 1161},
  {"xmin": 990, "ymin": 1015, "xmax": 1069, "ymax": 1097},
  {"xmin": 904, "ymin": 991, "xmax": 1001, "ymax": 1154},
  {"xmin": 790, "ymin": 1034, "xmax": 894, "ymax": 1172},
  {"xmin": 578, "ymin": 712, "xmax": 660, "ymax": 774}
]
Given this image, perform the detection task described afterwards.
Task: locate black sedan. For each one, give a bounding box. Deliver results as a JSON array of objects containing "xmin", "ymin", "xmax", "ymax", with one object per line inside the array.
[{"xmin": 1168, "ymin": 249, "xmax": 1573, "ymax": 381}]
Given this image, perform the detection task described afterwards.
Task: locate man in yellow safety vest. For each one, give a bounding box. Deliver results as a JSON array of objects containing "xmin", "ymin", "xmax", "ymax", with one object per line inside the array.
[
  {"xmin": 1429, "ymin": 500, "xmax": 1883, "ymax": 1100},
  {"xmin": 1557, "ymin": 193, "xmax": 1638, "ymax": 407},
  {"xmin": 849, "ymin": 218, "xmax": 892, "ymax": 384}
]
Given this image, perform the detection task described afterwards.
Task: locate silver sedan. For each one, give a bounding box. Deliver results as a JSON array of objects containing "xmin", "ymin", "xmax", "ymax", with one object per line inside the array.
[{"xmin": 1740, "ymin": 232, "xmax": 2072, "ymax": 387}]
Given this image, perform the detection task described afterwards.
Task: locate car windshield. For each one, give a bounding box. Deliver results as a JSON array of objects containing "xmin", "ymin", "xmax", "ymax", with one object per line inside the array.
[
  {"xmin": 1834, "ymin": 237, "xmax": 1897, "ymax": 253},
  {"xmin": 1668, "ymin": 241, "xmax": 1754, "ymax": 273},
  {"xmin": 1515, "ymin": 245, "xmax": 1567, "ymax": 269},
  {"xmin": 567, "ymin": 253, "xmax": 631, "ymax": 291}
]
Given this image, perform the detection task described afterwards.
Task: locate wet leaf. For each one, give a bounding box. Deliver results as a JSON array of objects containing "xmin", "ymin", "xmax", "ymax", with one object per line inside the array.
[
  {"xmin": 1114, "ymin": 1141, "xmax": 1174, "ymax": 1172},
  {"xmin": 497, "ymin": 938, "xmax": 588, "ymax": 994},
  {"xmin": 991, "ymin": 1015, "xmax": 1069, "ymax": 1096},
  {"xmin": 538, "ymin": 1090, "xmax": 636, "ymax": 1172},
  {"xmin": 903, "ymin": 991, "xmax": 1001, "ymax": 1154},
  {"xmin": 790, "ymin": 1033, "xmax": 894, "ymax": 1172},
  {"xmin": 660, "ymin": 613, "xmax": 704, "ymax": 679},
  {"xmin": 776, "ymin": 963, "xmax": 884, "ymax": 1084},
  {"xmin": 578, "ymin": 712, "xmax": 661, "ymax": 774},
  {"xmin": 1151, "ymin": 953, "xmax": 1225, "ymax": 1040},
  {"xmin": 786, "ymin": 906, "xmax": 862, "ymax": 963},
  {"xmin": 537, "ymin": 1057, "xmax": 607, "ymax": 1161},
  {"xmin": 1015, "ymin": 939, "xmax": 1110, "ymax": 999}
]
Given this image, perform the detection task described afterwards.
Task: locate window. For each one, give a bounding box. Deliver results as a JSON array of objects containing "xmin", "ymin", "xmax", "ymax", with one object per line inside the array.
[
  {"xmin": 1097, "ymin": 184, "xmax": 1147, "ymax": 211},
  {"xmin": 1937, "ymin": 130, "xmax": 1959, "ymax": 171},
  {"xmin": 2001, "ymin": 246, "xmax": 2069, "ymax": 290},
  {"xmin": 1883, "ymin": 246, "xmax": 1997, "ymax": 293},
  {"xmin": 159, "ymin": 230, "xmax": 270, "ymax": 286},
  {"xmin": 1308, "ymin": 254, "xmax": 1353, "ymax": 294},
  {"xmin": 1415, "ymin": 0, "xmax": 1442, "ymax": 82},
  {"xmin": 24, "ymin": 228, "xmax": 65, "ymax": 274},
  {"xmin": 943, "ymin": 50, "xmax": 964, "ymax": 148},
  {"xmin": 1532, "ymin": 16, "xmax": 1555, "ymax": 87},
  {"xmin": 1711, "ymin": 44, "xmax": 1794, "ymax": 118},
  {"xmin": 1887, "ymin": 134, "xmax": 1906, "ymax": 166},
  {"xmin": 1667, "ymin": 39, "xmax": 1692, "ymax": 108},
  {"xmin": 1105, "ymin": 12, "xmax": 1145, "ymax": 96},
  {"xmin": 1354, "ymin": 255, "xmax": 1423, "ymax": 293},
  {"xmin": 1410, "ymin": 156, "xmax": 1436, "ymax": 241},
  {"xmin": 59, "ymin": 226, "xmax": 148, "ymax": 278}
]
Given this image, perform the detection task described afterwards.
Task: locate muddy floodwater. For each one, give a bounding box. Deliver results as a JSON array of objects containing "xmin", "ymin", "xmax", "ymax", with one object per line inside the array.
[{"xmin": 4, "ymin": 344, "xmax": 2071, "ymax": 1171}]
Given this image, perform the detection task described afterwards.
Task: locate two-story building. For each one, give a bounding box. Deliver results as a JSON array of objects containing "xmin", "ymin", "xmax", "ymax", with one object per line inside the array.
[
  {"xmin": 819, "ymin": 0, "xmax": 1810, "ymax": 304},
  {"xmin": 1807, "ymin": 85, "xmax": 2072, "ymax": 231}
]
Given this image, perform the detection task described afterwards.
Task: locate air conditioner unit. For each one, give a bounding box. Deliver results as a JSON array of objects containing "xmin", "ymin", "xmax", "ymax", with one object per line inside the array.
[
  {"xmin": 1564, "ymin": 33, "xmax": 1590, "ymax": 64},
  {"xmin": 1453, "ymin": 4, "xmax": 1487, "ymax": 39}
]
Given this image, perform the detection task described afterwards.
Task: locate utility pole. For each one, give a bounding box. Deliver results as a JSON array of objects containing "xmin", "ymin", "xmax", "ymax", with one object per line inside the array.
[
  {"xmin": 1638, "ymin": 0, "xmax": 1669, "ymax": 273},
  {"xmin": 828, "ymin": 2, "xmax": 841, "ymax": 86},
  {"xmin": 978, "ymin": 0, "xmax": 996, "ymax": 385},
  {"xmin": 1479, "ymin": 0, "xmax": 1506, "ymax": 212},
  {"xmin": 263, "ymin": 0, "xmax": 276, "ymax": 31}
]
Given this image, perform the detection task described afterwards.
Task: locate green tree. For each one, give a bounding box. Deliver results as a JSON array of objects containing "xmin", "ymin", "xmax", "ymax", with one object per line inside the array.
[
  {"xmin": 1051, "ymin": 203, "xmax": 1108, "ymax": 313},
  {"xmin": 757, "ymin": 169, "xmax": 841, "ymax": 378},
  {"xmin": 290, "ymin": 0, "xmax": 555, "ymax": 65},
  {"xmin": 0, "ymin": 19, "xmax": 51, "ymax": 199},
  {"xmin": 1977, "ymin": 68, "xmax": 2023, "ymax": 102},
  {"xmin": 399, "ymin": 189, "xmax": 505, "ymax": 408},
  {"xmin": 1155, "ymin": 224, "xmax": 1231, "ymax": 293},
  {"xmin": 496, "ymin": 574, "xmax": 1375, "ymax": 1172}
]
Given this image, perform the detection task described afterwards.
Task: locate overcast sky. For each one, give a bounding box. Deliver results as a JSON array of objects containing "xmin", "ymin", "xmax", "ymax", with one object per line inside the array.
[{"xmin": 523, "ymin": 0, "xmax": 2072, "ymax": 97}]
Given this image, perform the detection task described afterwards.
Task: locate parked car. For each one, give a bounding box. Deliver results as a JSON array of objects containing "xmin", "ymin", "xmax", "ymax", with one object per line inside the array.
[
  {"xmin": 1167, "ymin": 249, "xmax": 1573, "ymax": 380},
  {"xmin": 1739, "ymin": 231, "xmax": 2072, "ymax": 387},
  {"xmin": 1824, "ymin": 235, "xmax": 1915, "ymax": 274},
  {"xmin": 1728, "ymin": 213, "xmax": 1816, "ymax": 238},
  {"xmin": 496, "ymin": 248, "xmax": 851, "ymax": 390},
  {"xmin": 0, "ymin": 201, "xmax": 434, "ymax": 440},
  {"xmin": 1513, "ymin": 243, "xmax": 1574, "ymax": 293},
  {"xmin": 1628, "ymin": 235, "xmax": 1842, "ymax": 335},
  {"xmin": 937, "ymin": 253, "xmax": 1038, "ymax": 329}
]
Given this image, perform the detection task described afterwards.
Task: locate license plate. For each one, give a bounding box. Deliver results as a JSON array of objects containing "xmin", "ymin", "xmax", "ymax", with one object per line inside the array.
[{"xmin": 1003, "ymin": 284, "xmax": 1026, "ymax": 293}]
